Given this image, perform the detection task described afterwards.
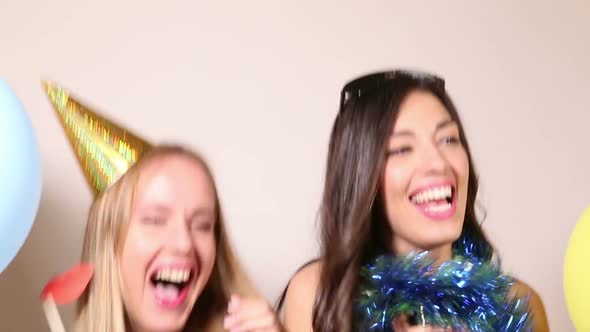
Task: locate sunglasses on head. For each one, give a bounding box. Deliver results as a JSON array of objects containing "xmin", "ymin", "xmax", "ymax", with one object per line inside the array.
[{"xmin": 338, "ymin": 69, "xmax": 446, "ymax": 111}]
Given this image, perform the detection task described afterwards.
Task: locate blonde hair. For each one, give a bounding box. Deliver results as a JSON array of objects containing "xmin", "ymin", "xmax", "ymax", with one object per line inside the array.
[{"xmin": 75, "ymin": 144, "xmax": 257, "ymax": 332}]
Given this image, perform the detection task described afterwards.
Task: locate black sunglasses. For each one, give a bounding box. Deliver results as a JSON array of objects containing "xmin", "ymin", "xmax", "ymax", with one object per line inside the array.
[{"xmin": 338, "ymin": 69, "xmax": 445, "ymax": 111}]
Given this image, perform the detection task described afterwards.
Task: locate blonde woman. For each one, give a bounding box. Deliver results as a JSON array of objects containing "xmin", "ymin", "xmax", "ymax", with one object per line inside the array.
[{"xmin": 43, "ymin": 81, "xmax": 283, "ymax": 332}]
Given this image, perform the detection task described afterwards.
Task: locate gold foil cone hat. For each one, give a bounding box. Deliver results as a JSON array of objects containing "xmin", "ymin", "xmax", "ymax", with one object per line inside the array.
[{"xmin": 42, "ymin": 80, "xmax": 152, "ymax": 196}]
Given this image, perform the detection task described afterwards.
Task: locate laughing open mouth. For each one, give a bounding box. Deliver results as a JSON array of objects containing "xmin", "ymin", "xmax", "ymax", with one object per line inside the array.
[
  {"xmin": 150, "ymin": 268, "xmax": 194, "ymax": 307},
  {"xmin": 409, "ymin": 184, "xmax": 456, "ymax": 219}
]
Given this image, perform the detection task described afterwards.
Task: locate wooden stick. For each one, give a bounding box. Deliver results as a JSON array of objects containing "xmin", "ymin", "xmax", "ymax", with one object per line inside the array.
[{"xmin": 42, "ymin": 295, "xmax": 66, "ymax": 332}]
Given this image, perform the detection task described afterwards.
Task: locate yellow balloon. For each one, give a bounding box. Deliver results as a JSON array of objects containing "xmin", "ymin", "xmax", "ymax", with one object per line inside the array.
[{"xmin": 564, "ymin": 206, "xmax": 590, "ymax": 330}]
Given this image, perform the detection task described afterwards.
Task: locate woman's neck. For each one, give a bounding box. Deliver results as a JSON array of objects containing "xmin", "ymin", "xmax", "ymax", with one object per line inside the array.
[{"xmin": 392, "ymin": 238, "xmax": 453, "ymax": 265}]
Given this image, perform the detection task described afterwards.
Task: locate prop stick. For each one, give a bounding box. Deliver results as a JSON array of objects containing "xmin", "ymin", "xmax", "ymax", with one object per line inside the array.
[
  {"xmin": 40, "ymin": 264, "xmax": 94, "ymax": 332},
  {"xmin": 42, "ymin": 295, "xmax": 65, "ymax": 332}
]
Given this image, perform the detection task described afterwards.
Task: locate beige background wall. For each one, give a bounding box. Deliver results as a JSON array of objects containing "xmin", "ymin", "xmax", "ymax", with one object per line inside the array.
[{"xmin": 0, "ymin": 1, "xmax": 588, "ymax": 331}]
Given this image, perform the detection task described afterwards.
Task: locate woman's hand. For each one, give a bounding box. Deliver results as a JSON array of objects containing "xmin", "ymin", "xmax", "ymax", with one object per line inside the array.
[{"xmin": 223, "ymin": 295, "xmax": 284, "ymax": 332}]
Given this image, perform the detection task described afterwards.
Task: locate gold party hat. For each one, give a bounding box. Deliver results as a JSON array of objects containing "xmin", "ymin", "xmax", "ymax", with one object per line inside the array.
[{"xmin": 43, "ymin": 80, "xmax": 153, "ymax": 196}]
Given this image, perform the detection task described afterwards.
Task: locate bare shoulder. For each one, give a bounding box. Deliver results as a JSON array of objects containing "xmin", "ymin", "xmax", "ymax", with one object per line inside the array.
[
  {"xmin": 510, "ymin": 279, "xmax": 550, "ymax": 332},
  {"xmin": 283, "ymin": 260, "xmax": 322, "ymax": 332}
]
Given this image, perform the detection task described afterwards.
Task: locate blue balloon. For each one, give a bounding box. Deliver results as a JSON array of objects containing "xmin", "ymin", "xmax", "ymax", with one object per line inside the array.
[{"xmin": 0, "ymin": 79, "xmax": 43, "ymax": 274}]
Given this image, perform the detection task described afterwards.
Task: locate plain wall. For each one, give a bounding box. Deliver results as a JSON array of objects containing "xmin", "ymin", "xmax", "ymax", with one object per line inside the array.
[{"xmin": 1, "ymin": 1, "xmax": 589, "ymax": 331}]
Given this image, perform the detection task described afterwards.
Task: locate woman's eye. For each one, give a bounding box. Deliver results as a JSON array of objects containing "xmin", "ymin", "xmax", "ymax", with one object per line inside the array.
[
  {"xmin": 192, "ymin": 221, "xmax": 213, "ymax": 232},
  {"xmin": 141, "ymin": 216, "xmax": 166, "ymax": 225},
  {"xmin": 441, "ymin": 135, "xmax": 461, "ymax": 145},
  {"xmin": 387, "ymin": 146, "xmax": 413, "ymax": 156}
]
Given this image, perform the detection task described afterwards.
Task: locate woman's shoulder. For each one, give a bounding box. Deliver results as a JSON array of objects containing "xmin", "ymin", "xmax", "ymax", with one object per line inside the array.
[
  {"xmin": 282, "ymin": 259, "xmax": 322, "ymax": 330},
  {"xmin": 284, "ymin": 259, "xmax": 322, "ymax": 306},
  {"xmin": 509, "ymin": 279, "xmax": 543, "ymax": 309},
  {"xmin": 509, "ymin": 279, "xmax": 550, "ymax": 332}
]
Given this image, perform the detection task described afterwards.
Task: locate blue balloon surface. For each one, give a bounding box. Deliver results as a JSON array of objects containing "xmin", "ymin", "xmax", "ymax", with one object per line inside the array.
[{"xmin": 0, "ymin": 79, "xmax": 43, "ymax": 273}]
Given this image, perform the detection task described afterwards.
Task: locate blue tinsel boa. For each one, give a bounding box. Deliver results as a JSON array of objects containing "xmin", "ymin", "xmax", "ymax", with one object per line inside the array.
[{"xmin": 355, "ymin": 245, "xmax": 532, "ymax": 331}]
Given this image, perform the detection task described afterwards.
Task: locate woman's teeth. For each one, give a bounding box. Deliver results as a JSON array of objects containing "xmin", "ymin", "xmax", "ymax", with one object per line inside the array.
[
  {"xmin": 151, "ymin": 267, "xmax": 194, "ymax": 307},
  {"xmin": 411, "ymin": 185, "xmax": 452, "ymax": 204},
  {"xmin": 425, "ymin": 203, "xmax": 452, "ymax": 212},
  {"xmin": 154, "ymin": 268, "xmax": 191, "ymax": 283}
]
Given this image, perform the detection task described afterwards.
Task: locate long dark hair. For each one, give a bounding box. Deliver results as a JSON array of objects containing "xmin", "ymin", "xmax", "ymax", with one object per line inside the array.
[{"xmin": 277, "ymin": 70, "xmax": 493, "ymax": 332}]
